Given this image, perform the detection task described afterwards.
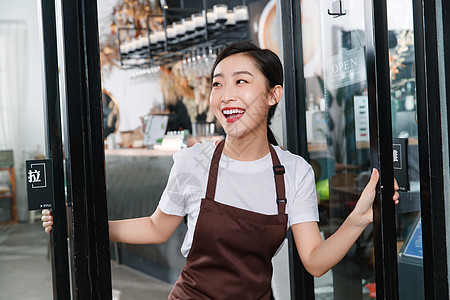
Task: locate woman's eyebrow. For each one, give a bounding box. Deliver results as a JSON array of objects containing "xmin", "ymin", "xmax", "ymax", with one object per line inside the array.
[
  {"xmin": 212, "ymin": 71, "xmax": 254, "ymax": 78},
  {"xmin": 232, "ymin": 71, "xmax": 254, "ymax": 77}
]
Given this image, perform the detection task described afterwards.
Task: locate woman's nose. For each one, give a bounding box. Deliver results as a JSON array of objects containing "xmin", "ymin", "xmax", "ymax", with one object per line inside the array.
[
  {"xmin": 221, "ymin": 95, "xmax": 237, "ymax": 103},
  {"xmin": 221, "ymin": 86, "xmax": 237, "ymax": 103}
]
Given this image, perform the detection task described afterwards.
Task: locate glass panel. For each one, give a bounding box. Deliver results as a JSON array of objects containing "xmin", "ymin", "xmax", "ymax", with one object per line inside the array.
[
  {"xmin": 386, "ymin": 1, "xmax": 424, "ymax": 299},
  {"xmin": 0, "ymin": 1, "xmax": 52, "ymax": 299},
  {"xmin": 97, "ymin": 1, "xmax": 185, "ymax": 296},
  {"xmin": 302, "ymin": 1, "xmax": 373, "ymax": 299}
]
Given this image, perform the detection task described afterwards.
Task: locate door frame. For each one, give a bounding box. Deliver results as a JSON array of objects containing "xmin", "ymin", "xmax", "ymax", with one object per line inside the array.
[
  {"xmin": 39, "ymin": 0, "xmax": 70, "ymax": 298},
  {"xmin": 279, "ymin": 0, "xmax": 315, "ymax": 298},
  {"xmin": 40, "ymin": 0, "xmax": 112, "ymax": 298},
  {"xmin": 412, "ymin": 0, "xmax": 449, "ymax": 298}
]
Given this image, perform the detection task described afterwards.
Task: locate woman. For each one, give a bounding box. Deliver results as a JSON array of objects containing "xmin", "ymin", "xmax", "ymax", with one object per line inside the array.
[{"xmin": 42, "ymin": 42, "xmax": 399, "ymax": 299}]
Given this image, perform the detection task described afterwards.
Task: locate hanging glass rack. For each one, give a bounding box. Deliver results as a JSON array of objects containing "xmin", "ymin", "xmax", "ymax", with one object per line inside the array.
[{"xmin": 117, "ymin": 3, "xmax": 250, "ymax": 69}]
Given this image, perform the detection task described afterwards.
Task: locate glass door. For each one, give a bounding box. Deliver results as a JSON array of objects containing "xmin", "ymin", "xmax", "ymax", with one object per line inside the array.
[
  {"xmin": 386, "ymin": 1, "xmax": 424, "ymax": 299},
  {"xmin": 281, "ymin": 0, "xmax": 449, "ymax": 299},
  {"xmin": 300, "ymin": 1, "xmax": 375, "ymax": 298}
]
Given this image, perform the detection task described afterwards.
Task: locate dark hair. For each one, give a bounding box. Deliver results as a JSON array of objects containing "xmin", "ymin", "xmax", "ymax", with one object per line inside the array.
[{"xmin": 211, "ymin": 42, "xmax": 283, "ymax": 146}]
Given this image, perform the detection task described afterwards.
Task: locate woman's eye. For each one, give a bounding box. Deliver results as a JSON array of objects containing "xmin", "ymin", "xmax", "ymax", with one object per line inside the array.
[
  {"xmin": 212, "ymin": 82, "xmax": 222, "ymax": 87},
  {"xmin": 236, "ymin": 79, "xmax": 247, "ymax": 84}
]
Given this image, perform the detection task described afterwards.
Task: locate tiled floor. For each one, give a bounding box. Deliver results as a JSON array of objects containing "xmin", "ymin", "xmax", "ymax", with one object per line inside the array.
[
  {"xmin": 0, "ymin": 222, "xmax": 172, "ymax": 300},
  {"xmin": 0, "ymin": 221, "xmax": 350, "ymax": 300}
]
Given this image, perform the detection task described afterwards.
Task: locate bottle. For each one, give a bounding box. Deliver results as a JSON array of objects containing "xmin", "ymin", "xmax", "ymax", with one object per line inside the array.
[
  {"xmin": 404, "ymin": 82, "xmax": 415, "ymax": 111},
  {"xmin": 307, "ymin": 93, "xmax": 315, "ymax": 111},
  {"xmin": 394, "ymin": 89, "xmax": 404, "ymax": 111}
]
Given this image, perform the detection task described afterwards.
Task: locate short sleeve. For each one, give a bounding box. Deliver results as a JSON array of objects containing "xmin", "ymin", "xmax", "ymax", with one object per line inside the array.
[
  {"xmin": 288, "ymin": 165, "xmax": 319, "ymax": 227},
  {"xmin": 159, "ymin": 151, "xmax": 187, "ymax": 216}
]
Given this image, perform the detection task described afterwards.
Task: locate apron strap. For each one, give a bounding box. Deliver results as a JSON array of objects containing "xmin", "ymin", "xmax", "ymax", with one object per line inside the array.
[
  {"xmin": 204, "ymin": 139, "xmax": 225, "ymax": 201},
  {"xmin": 204, "ymin": 140, "xmax": 287, "ymax": 215},
  {"xmin": 269, "ymin": 145, "xmax": 287, "ymax": 215}
]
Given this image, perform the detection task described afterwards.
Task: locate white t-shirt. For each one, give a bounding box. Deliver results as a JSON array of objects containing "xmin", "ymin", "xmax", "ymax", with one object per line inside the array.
[{"xmin": 159, "ymin": 141, "xmax": 319, "ymax": 257}]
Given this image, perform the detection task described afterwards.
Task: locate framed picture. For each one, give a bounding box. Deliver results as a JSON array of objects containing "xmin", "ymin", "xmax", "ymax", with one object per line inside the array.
[{"xmin": 102, "ymin": 89, "xmax": 120, "ymax": 139}]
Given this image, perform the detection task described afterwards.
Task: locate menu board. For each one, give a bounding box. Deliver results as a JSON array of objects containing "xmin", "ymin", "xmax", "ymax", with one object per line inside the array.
[{"xmin": 354, "ymin": 96, "xmax": 370, "ymax": 142}]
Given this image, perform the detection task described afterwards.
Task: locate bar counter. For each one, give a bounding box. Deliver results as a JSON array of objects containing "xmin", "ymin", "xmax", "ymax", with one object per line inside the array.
[{"xmin": 105, "ymin": 148, "xmax": 186, "ymax": 284}]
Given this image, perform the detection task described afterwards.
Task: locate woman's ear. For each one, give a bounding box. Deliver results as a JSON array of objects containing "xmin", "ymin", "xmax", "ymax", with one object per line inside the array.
[{"xmin": 269, "ymin": 85, "xmax": 283, "ymax": 106}]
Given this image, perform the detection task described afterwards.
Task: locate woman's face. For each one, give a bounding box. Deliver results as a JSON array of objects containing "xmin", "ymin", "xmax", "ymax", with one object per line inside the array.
[{"xmin": 210, "ymin": 53, "xmax": 276, "ymax": 139}]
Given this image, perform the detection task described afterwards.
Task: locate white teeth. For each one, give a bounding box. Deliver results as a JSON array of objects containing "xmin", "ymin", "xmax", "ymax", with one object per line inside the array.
[{"xmin": 223, "ymin": 109, "xmax": 244, "ymax": 115}]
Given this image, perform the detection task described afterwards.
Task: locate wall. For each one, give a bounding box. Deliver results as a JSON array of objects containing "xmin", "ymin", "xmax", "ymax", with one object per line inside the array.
[
  {"xmin": 97, "ymin": 0, "xmax": 164, "ymax": 136},
  {"xmin": 102, "ymin": 70, "xmax": 163, "ymax": 133},
  {"xmin": 0, "ymin": 0, "xmax": 164, "ymax": 221},
  {"xmin": 0, "ymin": 0, "xmax": 46, "ymax": 221}
]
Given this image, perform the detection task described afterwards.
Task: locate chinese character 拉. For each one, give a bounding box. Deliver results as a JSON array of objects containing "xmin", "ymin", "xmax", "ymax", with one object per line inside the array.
[{"xmin": 28, "ymin": 170, "xmax": 41, "ymax": 183}]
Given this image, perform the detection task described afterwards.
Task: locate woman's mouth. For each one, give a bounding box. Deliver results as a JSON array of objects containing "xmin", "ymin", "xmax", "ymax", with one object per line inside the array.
[{"xmin": 222, "ymin": 108, "xmax": 246, "ymax": 123}]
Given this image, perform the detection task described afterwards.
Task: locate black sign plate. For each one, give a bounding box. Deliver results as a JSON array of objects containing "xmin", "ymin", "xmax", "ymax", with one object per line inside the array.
[{"xmin": 26, "ymin": 159, "xmax": 53, "ymax": 210}]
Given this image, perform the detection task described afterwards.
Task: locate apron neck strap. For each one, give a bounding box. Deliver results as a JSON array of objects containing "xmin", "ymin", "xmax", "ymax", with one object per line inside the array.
[
  {"xmin": 205, "ymin": 140, "xmax": 287, "ymax": 215},
  {"xmin": 269, "ymin": 145, "xmax": 287, "ymax": 214},
  {"xmin": 204, "ymin": 139, "xmax": 225, "ymax": 202}
]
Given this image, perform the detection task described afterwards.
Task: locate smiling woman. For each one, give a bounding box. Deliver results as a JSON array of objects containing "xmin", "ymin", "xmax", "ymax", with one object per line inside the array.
[
  {"xmin": 210, "ymin": 42, "xmax": 283, "ymax": 155},
  {"xmin": 42, "ymin": 41, "xmax": 399, "ymax": 300}
]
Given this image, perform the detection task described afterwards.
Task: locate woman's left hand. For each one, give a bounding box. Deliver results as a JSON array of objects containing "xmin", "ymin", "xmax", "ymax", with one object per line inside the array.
[{"xmin": 351, "ymin": 168, "xmax": 399, "ymax": 227}]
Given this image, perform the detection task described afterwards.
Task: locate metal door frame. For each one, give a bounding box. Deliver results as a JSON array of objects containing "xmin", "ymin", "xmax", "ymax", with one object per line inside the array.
[
  {"xmin": 39, "ymin": 0, "xmax": 70, "ymax": 298},
  {"xmin": 40, "ymin": 0, "xmax": 112, "ymax": 298},
  {"xmin": 279, "ymin": 0, "xmax": 314, "ymax": 299},
  {"xmin": 412, "ymin": 0, "xmax": 449, "ymax": 298},
  {"xmin": 40, "ymin": 0, "xmax": 450, "ymax": 298}
]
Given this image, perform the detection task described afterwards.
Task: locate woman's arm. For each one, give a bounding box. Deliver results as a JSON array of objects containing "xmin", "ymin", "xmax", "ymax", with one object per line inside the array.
[
  {"xmin": 292, "ymin": 169, "xmax": 399, "ymax": 277},
  {"xmin": 42, "ymin": 205, "xmax": 183, "ymax": 244},
  {"xmin": 109, "ymin": 206, "xmax": 183, "ymax": 244}
]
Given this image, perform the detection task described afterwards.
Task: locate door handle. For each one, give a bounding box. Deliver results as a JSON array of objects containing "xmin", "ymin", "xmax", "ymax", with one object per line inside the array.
[{"xmin": 328, "ymin": 0, "xmax": 347, "ymax": 17}]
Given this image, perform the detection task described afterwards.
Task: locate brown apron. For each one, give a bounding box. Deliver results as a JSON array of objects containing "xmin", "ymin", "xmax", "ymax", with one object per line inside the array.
[{"xmin": 169, "ymin": 140, "xmax": 288, "ymax": 300}]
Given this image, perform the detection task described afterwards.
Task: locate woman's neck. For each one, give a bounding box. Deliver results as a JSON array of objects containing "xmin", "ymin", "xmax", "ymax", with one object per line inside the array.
[{"xmin": 222, "ymin": 134, "xmax": 270, "ymax": 161}]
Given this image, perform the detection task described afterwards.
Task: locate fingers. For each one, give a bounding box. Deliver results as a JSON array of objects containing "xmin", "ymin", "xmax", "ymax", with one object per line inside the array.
[
  {"xmin": 44, "ymin": 225, "xmax": 53, "ymax": 234},
  {"xmin": 41, "ymin": 214, "xmax": 53, "ymax": 222},
  {"xmin": 363, "ymin": 169, "xmax": 399, "ymax": 205},
  {"xmin": 42, "ymin": 220, "xmax": 53, "ymax": 233},
  {"xmin": 393, "ymin": 191, "xmax": 400, "ymax": 205},
  {"xmin": 393, "ymin": 178, "xmax": 399, "ymax": 204},
  {"xmin": 41, "ymin": 210, "xmax": 53, "ymax": 234},
  {"xmin": 365, "ymin": 168, "xmax": 379, "ymax": 190},
  {"xmin": 394, "ymin": 178, "xmax": 399, "ymax": 191},
  {"xmin": 392, "ymin": 184, "xmax": 400, "ymax": 204}
]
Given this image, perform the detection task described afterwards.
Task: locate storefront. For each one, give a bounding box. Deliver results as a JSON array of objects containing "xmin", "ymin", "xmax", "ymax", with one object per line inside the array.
[
  {"xmin": 279, "ymin": 0, "xmax": 450, "ymax": 299},
  {"xmin": 35, "ymin": 0, "xmax": 450, "ymax": 299}
]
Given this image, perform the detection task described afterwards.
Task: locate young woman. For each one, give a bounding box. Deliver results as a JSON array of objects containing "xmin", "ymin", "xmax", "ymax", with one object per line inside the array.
[{"xmin": 42, "ymin": 42, "xmax": 399, "ymax": 299}]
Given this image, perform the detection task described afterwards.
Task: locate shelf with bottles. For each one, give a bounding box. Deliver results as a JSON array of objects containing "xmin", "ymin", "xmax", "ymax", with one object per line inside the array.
[{"xmin": 117, "ymin": 4, "xmax": 250, "ymax": 69}]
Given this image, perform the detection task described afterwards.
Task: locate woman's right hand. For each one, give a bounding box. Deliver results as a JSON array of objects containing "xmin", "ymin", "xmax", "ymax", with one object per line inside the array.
[{"xmin": 41, "ymin": 209, "xmax": 53, "ymax": 234}]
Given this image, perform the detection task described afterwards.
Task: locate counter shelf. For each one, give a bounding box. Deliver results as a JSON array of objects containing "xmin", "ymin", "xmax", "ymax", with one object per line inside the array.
[{"xmin": 105, "ymin": 149, "xmax": 185, "ymax": 284}]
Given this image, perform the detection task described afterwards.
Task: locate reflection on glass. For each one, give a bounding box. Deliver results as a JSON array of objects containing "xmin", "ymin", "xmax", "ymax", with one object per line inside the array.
[
  {"xmin": 302, "ymin": 0, "xmax": 425, "ymax": 298},
  {"xmin": 303, "ymin": 1, "xmax": 374, "ymax": 299},
  {"xmin": 387, "ymin": 1, "xmax": 424, "ymax": 299}
]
